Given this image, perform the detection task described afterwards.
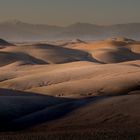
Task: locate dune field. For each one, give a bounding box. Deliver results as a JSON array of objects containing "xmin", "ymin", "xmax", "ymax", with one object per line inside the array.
[{"xmin": 0, "ymin": 37, "xmax": 140, "ymax": 139}]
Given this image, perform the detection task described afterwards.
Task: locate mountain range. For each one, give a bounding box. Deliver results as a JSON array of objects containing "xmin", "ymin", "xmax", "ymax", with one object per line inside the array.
[{"xmin": 0, "ymin": 20, "xmax": 140, "ymax": 41}]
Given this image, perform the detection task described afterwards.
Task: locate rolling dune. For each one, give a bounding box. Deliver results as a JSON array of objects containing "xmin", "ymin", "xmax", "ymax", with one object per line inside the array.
[
  {"xmin": 30, "ymin": 94, "xmax": 140, "ymax": 134},
  {"xmin": 0, "ymin": 60, "xmax": 139, "ymax": 97},
  {"xmin": 1, "ymin": 43, "xmax": 95, "ymax": 64},
  {"xmin": 64, "ymin": 37, "xmax": 140, "ymax": 63}
]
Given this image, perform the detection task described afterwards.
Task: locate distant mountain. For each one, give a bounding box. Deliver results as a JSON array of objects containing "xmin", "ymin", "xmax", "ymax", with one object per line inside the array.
[
  {"xmin": 0, "ymin": 20, "xmax": 140, "ymax": 41},
  {"xmin": 0, "ymin": 20, "xmax": 62, "ymax": 41}
]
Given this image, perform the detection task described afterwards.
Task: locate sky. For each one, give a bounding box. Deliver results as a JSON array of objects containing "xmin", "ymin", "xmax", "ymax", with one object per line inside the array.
[{"xmin": 0, "ymin": 0, "xmax": 140, "ymax": 26}]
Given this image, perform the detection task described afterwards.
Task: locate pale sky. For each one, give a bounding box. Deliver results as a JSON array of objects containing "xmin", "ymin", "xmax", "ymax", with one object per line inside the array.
[{"xmin": 0, "ymin": 0, "xmax": 140, "ymax": 26}]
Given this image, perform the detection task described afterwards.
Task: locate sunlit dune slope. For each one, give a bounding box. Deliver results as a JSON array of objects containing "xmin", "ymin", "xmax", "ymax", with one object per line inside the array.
[
  {"xmin": 0, "ymin": 43, "xmax": 95, "ymax": 65},
  {"xmin": 0, "ymin": 60, "xmax": 139, "ymax": 97},
  {"xmin": 64, "ymin": 37, "xmax": 140, "ymax": 63}
]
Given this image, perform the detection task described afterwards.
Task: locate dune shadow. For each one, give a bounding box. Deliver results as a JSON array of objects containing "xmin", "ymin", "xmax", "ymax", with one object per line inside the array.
[
  {"xmin": 0, "ymin": 51, "xmax": 48, "ymax": 67},
  {"xmin": 0, "ymin": 88, "xmax": 74, "ymax": 131},
  {"xmin": 0, "ymin": 88, "xmax": 105, "ymax": 131},
  {"xmin": 0, "ymin": 88, "xmax": 46, "ymax": 96},
  {"xmin": 33, "ymin": 43, "xmax": 102, "ymax": 63}
]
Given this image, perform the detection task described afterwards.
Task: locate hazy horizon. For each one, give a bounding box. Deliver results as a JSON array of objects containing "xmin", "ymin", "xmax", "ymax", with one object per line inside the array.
[
  {"xmin": 0, "ymin": 0, "xmax": 140, "ymax": 26},
  {"xmin": 1, "ymin": 19, "xmax": 140, "ymax": 27}
]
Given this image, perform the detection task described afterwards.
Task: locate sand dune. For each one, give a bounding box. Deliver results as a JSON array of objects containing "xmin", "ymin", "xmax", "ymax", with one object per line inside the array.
[
  {"xmin": 28, "ymin": 61, "xmax": 140, "ymax": 97},
  {"xmin": 0, "ymin": 51, "xmax": 47, "ymax": 67},
  {"xmin": 0, "ymin": 38, "xmax": 139, "ymax": 97},
  {"xmin": 31, "ymin": 94, "xmax": 140, "ymax": 134},
  {"xmin": 0, "ymin": 38, "xmax": 14, "ymax": 47},
  {"xmin": 0, "ymin": 43, "xmax": 95, "ymax": 65},
  {"xmin": 64, "ymin": 37, "xmax": 140, "ymax": 63},
  {"xmin": 0, "ymin": 60, "xmax": 139, "ymax": 97},
  {"xmin": 0, "ymin": 38, "xmax": 139, "ymax": 67},
  {"xmin": 1, "ymin": 93, "xmax": 139, "ymax": 137},
  {"xmin": 128, "ymin": 44, "xmax": 140, "ymax": 54},
  {"xmin": 0, "ymin": 88, "xmax": 72, "ymax": 130},
  {"xmin": 92, "ymin": 47, "xmax": 140, "ymax": 63}
]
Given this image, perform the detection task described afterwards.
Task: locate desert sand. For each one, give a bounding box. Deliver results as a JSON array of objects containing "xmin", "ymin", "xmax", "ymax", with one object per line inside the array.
[{"xmin": 0, "ymin": 37, "xmax": 140, "ymax": 139}]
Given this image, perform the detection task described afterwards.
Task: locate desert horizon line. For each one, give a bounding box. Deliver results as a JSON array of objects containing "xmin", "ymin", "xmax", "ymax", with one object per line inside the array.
[{"xmin": 0, "ymin": 19, "xmax": 140, "ymax": 27}]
